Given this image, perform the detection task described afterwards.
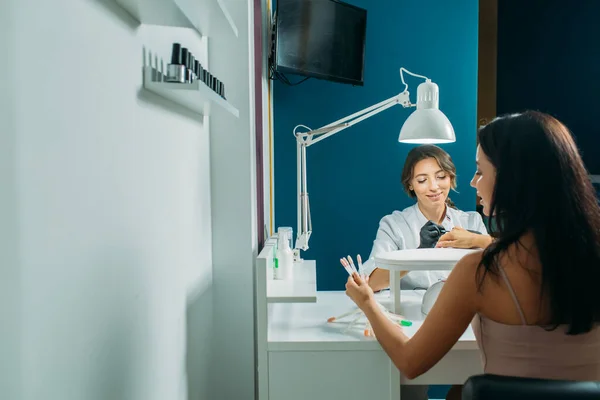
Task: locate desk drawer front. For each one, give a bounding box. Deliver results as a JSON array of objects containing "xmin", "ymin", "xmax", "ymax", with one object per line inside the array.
[{"xmin": 269, "ymin": 350, "xmax": 391, "ymax": 400}]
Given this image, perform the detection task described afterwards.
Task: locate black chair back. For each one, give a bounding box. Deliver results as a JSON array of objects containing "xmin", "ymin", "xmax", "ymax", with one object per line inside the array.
[{"xmin": 462, "ymin": 374, "xmax": 600, "ymax": 400}]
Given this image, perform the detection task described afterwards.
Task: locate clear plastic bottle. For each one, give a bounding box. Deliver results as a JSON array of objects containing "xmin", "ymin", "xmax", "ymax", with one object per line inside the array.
[
  {"xmin": 271, "ymin": 233, "xmax": 279, "ymax": 280},
  {"xmin": 274, "ymin": 230, "xmax": 294, "ymax": 280}
]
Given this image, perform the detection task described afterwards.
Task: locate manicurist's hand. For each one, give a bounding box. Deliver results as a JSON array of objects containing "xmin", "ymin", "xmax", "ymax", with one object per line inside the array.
[
  {"xmin": 418, "ymin": 220, "xmax": 446, "ymax": 248},
  {"xmin": 345, "ymin": 272, "xmax": 377, "ymax": 311}
]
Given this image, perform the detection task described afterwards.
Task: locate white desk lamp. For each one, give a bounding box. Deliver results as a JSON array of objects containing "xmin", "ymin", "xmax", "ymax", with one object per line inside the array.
[{"xmin": 293, "ymin": 67, "xmax": 455, "ymax": 254}]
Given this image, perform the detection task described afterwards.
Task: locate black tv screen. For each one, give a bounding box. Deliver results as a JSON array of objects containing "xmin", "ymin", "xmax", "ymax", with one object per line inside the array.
[{"xmin": 274, "ymin": 0, "xmax": 367, "ymax": 86}]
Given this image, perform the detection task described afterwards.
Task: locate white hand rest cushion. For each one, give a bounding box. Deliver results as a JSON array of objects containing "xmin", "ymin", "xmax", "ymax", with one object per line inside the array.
[
  {"xmin": 422, "ymin": 280, "xmax": 445, "ymax": 315},
  {"xmin": 373, "ymin": 248, "xmax": 477, "ymax": 271}
]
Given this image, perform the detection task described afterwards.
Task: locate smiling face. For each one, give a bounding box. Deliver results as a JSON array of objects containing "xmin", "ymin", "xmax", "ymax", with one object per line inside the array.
[
  {"xmin": 470, "ymin": 145, "xmax": 496, "ymax": 216},
  {"xmin": 408, "ymin": 158, "xmax": 452, "ymax": 207}
]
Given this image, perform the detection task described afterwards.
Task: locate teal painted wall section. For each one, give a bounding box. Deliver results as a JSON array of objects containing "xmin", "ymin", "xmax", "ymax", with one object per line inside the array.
[{"xmin": 273, "ymin": 0, "xmax": 480, "ymax": 291}]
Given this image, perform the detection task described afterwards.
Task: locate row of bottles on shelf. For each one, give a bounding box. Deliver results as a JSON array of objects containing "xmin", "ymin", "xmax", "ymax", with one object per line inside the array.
[{"xmin": 163, "ymin": 43, "xmax": 227, "ymax": 100}]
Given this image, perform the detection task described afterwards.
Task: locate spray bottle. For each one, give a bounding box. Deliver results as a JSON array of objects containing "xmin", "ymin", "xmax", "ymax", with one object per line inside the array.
[
  {"xmin": 271, "ymin": 233, "xmax": 279, "ymax": 280},
  {"xmin": 274, "ymin": 229, "xmax": 294, "ymax": 280}
]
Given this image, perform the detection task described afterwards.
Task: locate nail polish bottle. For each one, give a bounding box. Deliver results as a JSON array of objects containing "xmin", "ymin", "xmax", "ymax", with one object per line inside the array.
[
  {"xmin": 207, "ymin": 72, "xmax": 214, "ymax": 91},
  {"xmin": 165, "ymin": 43, "xmax": 186, "ymax": 83},
  {"xmin": 189, "ymin": 54, "xmax": 196, "ymax": 82},
  {"xmin": 181, "ymin": 48, "xmax": 190, "ymax": 83},
  {"xmin": 194, "ymin": 60, "xmax": 205, "ymax": 86}
]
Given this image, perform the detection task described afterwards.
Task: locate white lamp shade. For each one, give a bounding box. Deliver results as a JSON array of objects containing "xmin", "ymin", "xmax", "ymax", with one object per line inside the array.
[
  {"xmin": 398, "ymin": 109, "xmax": 455, "ymax": 143},
  {"xmin": 398, "ymin": 80, "xmax": 456, "ymax": 144}
]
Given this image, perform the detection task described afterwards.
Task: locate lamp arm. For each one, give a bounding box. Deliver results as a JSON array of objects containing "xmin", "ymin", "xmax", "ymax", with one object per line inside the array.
[
  {"xmin": 293, "ymin": 91, "xmax": 414, "ymax": 253},
  {"xmin": 295, "ymin": 92, "xmax": 412, "ymax": 146}
]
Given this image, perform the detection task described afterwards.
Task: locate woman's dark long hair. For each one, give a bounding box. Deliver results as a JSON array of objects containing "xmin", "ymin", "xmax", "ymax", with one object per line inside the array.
[
  {"xmin": 477, "ymin": 111, "xmax": 600, "ymax": 334},
  {"xmin": 401, "ymin": 145, "xmax": 458, "ymax": 208}
]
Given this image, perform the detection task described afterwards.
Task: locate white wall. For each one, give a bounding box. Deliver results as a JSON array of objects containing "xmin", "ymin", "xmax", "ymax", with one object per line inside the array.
[
  {"xmin": 208, "ymin": 0, "xmax": 258, "ymax": 399},
  {"xmin": 0, "ymin": 2, "xmax": 21, "ymax": 399},
  {"xmin": 2, "ymin": 0, "xmax": 227, "ymax": 398}
]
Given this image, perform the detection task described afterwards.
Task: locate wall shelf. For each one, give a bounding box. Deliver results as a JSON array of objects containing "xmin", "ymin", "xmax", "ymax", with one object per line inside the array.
[
  {"xmin": 115, "ymin": 0, "xmax": 238, "ymax": 37},
  {"xmin": 267, "ymin": 260, "xmax": 317, "ymax": 303},
  {"xmin": 143, "ymin": 66, "xmax": 239, "ymax": 118}
]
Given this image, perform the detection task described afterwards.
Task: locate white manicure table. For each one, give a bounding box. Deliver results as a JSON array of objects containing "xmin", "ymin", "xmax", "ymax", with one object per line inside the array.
[
  {"xmin": 374, "ymin": 248, "xmax": 479, "ymax": 314},
  {"xmin": 256, "ymin": 243, "xmax": 483, "ymax": 400}
]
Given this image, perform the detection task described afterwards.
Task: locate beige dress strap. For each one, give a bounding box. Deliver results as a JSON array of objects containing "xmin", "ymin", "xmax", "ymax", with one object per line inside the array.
[{"xmin": 497, "ymin": 265, "xmax": 528, "ymax": 325}]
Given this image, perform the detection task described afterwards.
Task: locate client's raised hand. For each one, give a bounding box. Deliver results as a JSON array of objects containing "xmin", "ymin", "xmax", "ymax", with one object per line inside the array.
[
  {"xmin": 436, "ymin": 227, "xmax": 487, "ymax": 249},
  {"xmin": 345, "ymin": 272, "xmax": 376, "ymax": 311}
]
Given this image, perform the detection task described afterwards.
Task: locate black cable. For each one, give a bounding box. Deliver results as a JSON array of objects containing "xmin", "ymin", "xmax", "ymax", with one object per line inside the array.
[{"xmin": 268, "ymin": 57, "xmax": 310, "ymax": 86}]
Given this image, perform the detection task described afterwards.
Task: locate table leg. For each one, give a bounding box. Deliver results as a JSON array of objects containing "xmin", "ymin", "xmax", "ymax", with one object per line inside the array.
[
  {"xmin": 391, "ymin": 271, "xmax": 402, "ymax": 315},
  {"xmin": 389, "ymin": 271, "xmax": 402, "ymax": 399}
]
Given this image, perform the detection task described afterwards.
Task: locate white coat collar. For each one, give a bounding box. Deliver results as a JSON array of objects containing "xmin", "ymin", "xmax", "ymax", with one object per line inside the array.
[{"xmin": 412, "ymin": 203, "xmax": 453, "ymax": 229}]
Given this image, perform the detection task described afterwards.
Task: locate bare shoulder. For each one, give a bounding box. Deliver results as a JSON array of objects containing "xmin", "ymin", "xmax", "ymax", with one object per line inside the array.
[
  {"xmin": 453, "ymin": 250, "xmax": 484, "ymax": 275},
  {"xmin": 430, "ymin": 250, "xmax": 484, "ymax": 315},
  {"xmin": 445, "ymin": 250, "xmax": 484, "ymax": 300}
]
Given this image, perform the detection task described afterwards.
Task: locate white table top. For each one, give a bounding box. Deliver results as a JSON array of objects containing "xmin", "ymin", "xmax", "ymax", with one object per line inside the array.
[
  {"xmin": 374, "ymin": 248, "xmax": 478, "ymax": 271},
  {"xmin": 268, "ymin": 290, "xmax": 478, "ymax": 352},
  {"xmin": 267, "ymin": 260, "xmax": 317, "ymax": 303}
]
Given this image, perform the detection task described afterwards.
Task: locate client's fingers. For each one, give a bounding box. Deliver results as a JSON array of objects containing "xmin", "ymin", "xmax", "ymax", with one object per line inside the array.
[
  {"xmin": 351, "ymin": 271, "xmax": 364, "ymax": 284},
  {"xmin": 438, "ymin": 232, "xmax": 453, "ymax": 241}
]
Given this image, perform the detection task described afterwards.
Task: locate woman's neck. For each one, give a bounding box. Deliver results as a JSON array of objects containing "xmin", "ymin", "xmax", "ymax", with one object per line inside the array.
[{"xmin": 418, "ymin": 202, "xmax": 447, "ymax": 225}]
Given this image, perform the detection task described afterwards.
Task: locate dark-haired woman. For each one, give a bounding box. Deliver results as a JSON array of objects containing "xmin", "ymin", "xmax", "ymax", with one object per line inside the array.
[{"xmin": 347, "ymin": 112, "xmax": 600, "ymax": 399}]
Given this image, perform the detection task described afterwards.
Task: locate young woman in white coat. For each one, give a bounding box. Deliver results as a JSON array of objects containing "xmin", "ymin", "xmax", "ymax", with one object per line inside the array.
[{"xmin": 362, "ymin": 145, "xmax": 493, "ymax": 293}]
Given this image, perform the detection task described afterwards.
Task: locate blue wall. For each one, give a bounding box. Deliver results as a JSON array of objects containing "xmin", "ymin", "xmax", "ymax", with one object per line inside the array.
[
  {"xmin": 497, "ymin": 0, "xmax": 600, "ymax": 175},
  {"xmin": 274, "ymin": 0, "xmax": 480, "ymax": 291}
]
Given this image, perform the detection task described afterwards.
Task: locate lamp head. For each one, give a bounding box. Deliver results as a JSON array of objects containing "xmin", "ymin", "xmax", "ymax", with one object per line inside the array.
[{"xmin": 398, "ymin": 79, "xmax": 456, "ymax": 144}]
